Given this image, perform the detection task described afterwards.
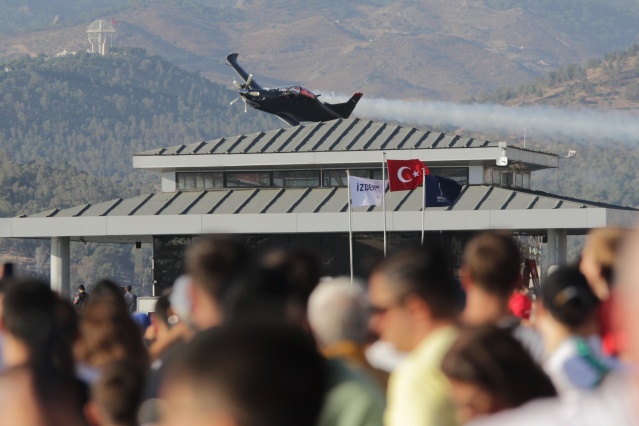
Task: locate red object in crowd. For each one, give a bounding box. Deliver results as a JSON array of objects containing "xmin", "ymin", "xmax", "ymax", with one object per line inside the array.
[
  {"xmin": 508, "ymin": 292, "xmax": 532, "ymax": 320},
  {"xmin": 387, "ymin": 159, "xmax": 427, "ymax": 192}
]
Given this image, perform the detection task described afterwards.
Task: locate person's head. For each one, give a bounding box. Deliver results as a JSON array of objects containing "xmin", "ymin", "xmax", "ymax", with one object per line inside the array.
[
  {"xmin": 368, "ymin": 244, "xmax": 457, "ymax": 352},
  {"xmin": 185, "ymin": 236, "xmax": 253, "ymax": 330},
  {"xmin": 160, "ymin": 323, "xmax": 326, "ymax": 426},
  {"xmin": 580, "ymin": 227, "xmax": 627, "ymax": 301},
  {"xmin": 74, "ymin": 295, "xmax": 149, "ymax": 370},
  {"xmin": 460, "ymin": 231, "xmax": 522, "ymax": 325},
  {"xmin": 442, "ymin": 325, "xmax": 556, "ymax": 424},
  {"xmin": 79, "ymin": 285, "xmax": 86, "ymax": 292},
  {"xmin": 1, "ymin": 279, "xmax": 74, "ymax": 374},
  {"xmin": 85, "ymin": 361, "xmax": 145, "ymax": 426},
  {"xmin": 540, "ymin": 266, "xmax": 599, "ymax": 328},
  {"xmin": 125, "ymin": 285, "xmax": 132, "ymax": 293},
  {"xmin": 152, "ymin": 289, "xmax": 174, "ymax": 339},
  {"xmin": 307, "ymin": 277, "xmax": 370, "ymax": 348}
]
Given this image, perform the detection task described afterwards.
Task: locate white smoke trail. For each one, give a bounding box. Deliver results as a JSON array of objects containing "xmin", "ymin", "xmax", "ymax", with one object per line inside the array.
[{"xmin": 322, "ymin": 94, "xmax": 639, "ymax": 142}]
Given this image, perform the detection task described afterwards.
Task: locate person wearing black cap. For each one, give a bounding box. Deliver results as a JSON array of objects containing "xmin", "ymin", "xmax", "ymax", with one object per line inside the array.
[{"xmin": 535, "ymin": 265, "xmax": 617, "ymax": 400}]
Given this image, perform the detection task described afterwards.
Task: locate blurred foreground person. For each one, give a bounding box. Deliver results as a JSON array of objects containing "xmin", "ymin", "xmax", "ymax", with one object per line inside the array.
[
  {"xmin": 537, "ymin": 266, "xmax": 616, "ymax": 399},
  {"xmin": 368, "ymin": 245, "xmax": 459, "ymax": 426},
  {"xmin": 442, "ymin": 326, "xmax": 556, "ymax": 424},
  {"xmin": 579, "ymin": 228, "xmax": 627, "ymax": 356},
  {"xmin": 308, "ymin": 277, "xmax": 387, "ymax": 426},
  {"xmin": 468, "ymin": 234, "xmax": 639, "ymax": 426},
  {"xmin": 308, "ymin": 277, "xmax": 388, "ymax": 388},
  {"xmin": 460, "ymin": 231, "xmax": 543, "ymax": 361},
  {"xmin": 75, "ymin": 285, "xmax": 149, "ymax": 384},
  {"xmin": 85, "ymin": 361, "xmax": 145, "ymax": 426},
  {"xmin": 185, "ymin": 236, "xmax": 253, "ymax": 330},
  {"xmin": 0, "ymin": 279, "xmax": 88, "ymax": 426},
  {"xmin": 160, "ymin": 323, "xmax": 326, "ymax": 426}
]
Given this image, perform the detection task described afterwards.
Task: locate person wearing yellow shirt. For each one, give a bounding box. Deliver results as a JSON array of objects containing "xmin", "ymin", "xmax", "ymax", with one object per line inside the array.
[{"xmin": 368, "ymin": 245, "xmax": 459, "ymax": 426}]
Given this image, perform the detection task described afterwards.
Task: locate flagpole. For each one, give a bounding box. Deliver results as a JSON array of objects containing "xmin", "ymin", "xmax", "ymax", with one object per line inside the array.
[
  {"xmin": 347, "ymin": 170, "xmax": 354, "ymax": 283},
  {"xmin": 421, "ymin": 167, "xmax": 426, "ymax": 246},
  {"xmin": 382, "ymin": 152, "xmax": 387, "ymax": 257}
]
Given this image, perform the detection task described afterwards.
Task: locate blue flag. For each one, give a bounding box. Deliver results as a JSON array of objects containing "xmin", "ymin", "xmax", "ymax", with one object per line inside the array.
[{"xmin": 424, "ymin": 175, "xmax": 462, "ymax": 207}]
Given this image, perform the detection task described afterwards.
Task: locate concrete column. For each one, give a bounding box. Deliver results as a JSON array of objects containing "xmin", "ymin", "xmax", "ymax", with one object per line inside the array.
[
  {"xmin": 51, "ymin": 237, "xmax": 70, "ymax": 297},
  {"xmin": 557, "ymin": 229, "xmax": 568, "ymax": 266}
]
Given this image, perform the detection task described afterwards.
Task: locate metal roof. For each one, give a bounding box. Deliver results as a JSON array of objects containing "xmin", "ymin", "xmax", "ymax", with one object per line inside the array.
[
  {"xmin": 23, "ymin": 185, "xmax": 635, "ymax": 219},
  {"xmin": 137, "ymin": 118, "xmax": 555, "ymax": 156}
]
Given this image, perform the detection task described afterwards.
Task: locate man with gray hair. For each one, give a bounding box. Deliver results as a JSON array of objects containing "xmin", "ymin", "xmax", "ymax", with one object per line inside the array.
[{"xmin": 307, "ymin": 277, "xmax": 386, "ymax": 426}]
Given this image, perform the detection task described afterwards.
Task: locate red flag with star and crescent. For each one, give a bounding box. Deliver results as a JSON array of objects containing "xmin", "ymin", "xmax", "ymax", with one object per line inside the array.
[{"xmin": 387, "ymin": 159, "xmax": 428, "ymax": 192}]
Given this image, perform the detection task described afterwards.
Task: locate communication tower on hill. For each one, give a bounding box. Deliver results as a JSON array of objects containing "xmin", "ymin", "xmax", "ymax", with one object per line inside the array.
[{"xmin": 87, "ymin": 19, "xmax": 116, "ymax": 55}]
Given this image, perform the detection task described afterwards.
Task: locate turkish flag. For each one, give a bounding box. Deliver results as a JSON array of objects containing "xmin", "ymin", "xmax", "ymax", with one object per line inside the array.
[{"xmin": 387, "ymin": 159, "xmax": 428, "ymax": 192}]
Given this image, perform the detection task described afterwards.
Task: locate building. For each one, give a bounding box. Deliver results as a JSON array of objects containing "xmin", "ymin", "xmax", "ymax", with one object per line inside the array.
[{"xmin": 1, "ymin": 118, "xmax": 636, "ymax": 295}]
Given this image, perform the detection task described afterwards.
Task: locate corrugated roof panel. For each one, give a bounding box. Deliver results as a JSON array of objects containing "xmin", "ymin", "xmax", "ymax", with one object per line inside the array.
[
  {"xmin": 382, "ymin": 127, "xmax": 414, "ymax": 150},
  {"xmin": 315, "ymin": 187, "xmax": 348, "ymax": 212},
  {"xmin": 533, "ymin": 197, "xmax": 564, "ymax": 210},
  {"xmin": 230, "ymin": 133, "xmax": 261, "ymax": 154},
  {"xmin": 162, "ymin": 145, "xmax": 184, "ymax": 155},
  {"xmin": 450, "ymin": 186, "xmax": 489, "ymax": 210},
  {"xmin": 421, "ymin": 132, "xmax": 443, "ymax": 148},
  {"xmin": 474, "ymin": 187, "xmax": 513, "ymax": 210},
  {"xmin": 321, "ymin": 119, "xmax": 360, "ymax": 151},
  {"xmin": 263, "ymin": 188, "xmax": 309, "ymax": 213},
  {"xmin": 28, "ymin": 208, "xmax": 58, "ymax": 218},
  {"xmin": 403, "ymin": 129, "xmax": 430, "ymax": 149},
  {"xmin": 79, "ymin": 199, "xmax": 122, "ymax": 217},
  {"xmin": 265, "ymin": 125, "xmax": 307, "ymax": 153},
  {"xmin": 290, "ymin": 188, "xmax": 335, "ymax": 213},
  {"xmin": 144, "ymin": 148, "xmax": 165, "ymax": 156},
  {"xmin": 210, "ymin": 190, "xmax": 256, "ymax": 214},
  {"xmin": 235, "ymin": 189, "xmax": 279, "ymax": 213},
  {"xmin": 305, "ymin": 120, "xmax": 343, "ymax": 152},
  {"xmin": 503, "ymin": 192, "xmax": 539, "ymax": 210},
  {"xmin": 244, "ymin": 128, "xmax": 284, "ymax": 153},
  {"xmin": 349, "ymin": 122, "xmax": 386, "ymax": 151},
  {"xmin": 108, "ymin": 194, "xmax": 153, "ymax": 216},
  {"xmin": 180, "ymin": 141, "xmax": 205, "ymax": 155},
  {"xmin": 159, "ymin": 192, "xmax": 202, "ymax": 215},
  {"xmin": 364, "ymin": 123, "xmax": 398, "ymax": 151},
  {"xmin": 187, "ymin": 191, "xmax": 232, "ymax": 215},
  {"xmin": 55, "ymin": 204, "xmax": 91, "ymax": 218},
  {"xmin": 329, "ymin": 119, "xmax": 371, "ymax": 151},
  {"xmin": 134, "ymin": 193, "xmax": 179, "ymax": 215},
  {"xmin": 289, "ymin": 121, "xmax": 331, "ymax": 153}
]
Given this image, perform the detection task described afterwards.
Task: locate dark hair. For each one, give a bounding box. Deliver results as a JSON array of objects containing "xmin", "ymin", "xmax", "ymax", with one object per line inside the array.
[
  {"xmin": 371, "ymin": 244, "xmax": 457, "ymax": 319},
  {"xmin": 164, "ymin": 323, "xmax": 327, "ymax": 426},
  {"xmin": 154, "ymin": 289, "xmax": 173, "ymax": 328},
  {"xmin": 2, "ymin": 280, "xmax": 74, "ymax": 374},
  {"xmin": 78, "ymin": 284, "xmax": 86, "ymax": 291},
  {"xmin": 542, "ymin": 266, "xmax": 599, "ymax": 328},
  {"xmin": 92, "ymin": 279, "xmax": 126, "ymax": 304},
  {"xmin": 462, "ymin": 232, "xmax": 521, "ymax": 298},
  {"xmin": 92, "ymin": 361, "xmax": 145, "ymax": 426},
  {"xmin": 185, "ymin": 236, "xmax": 253, "ymax": 300},
  {"xmin": 442, "ymin": 326, "xmax": 556, "ymax": 409},
  {"xmin": 125, "ymin": 285, "xmax": 132, "ymax": 292}
]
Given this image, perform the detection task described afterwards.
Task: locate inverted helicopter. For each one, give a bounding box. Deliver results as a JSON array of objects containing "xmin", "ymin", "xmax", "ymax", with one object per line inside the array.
[{"xmin": 227, "ymin": 53, "xmax": 362, "ymax": 126}]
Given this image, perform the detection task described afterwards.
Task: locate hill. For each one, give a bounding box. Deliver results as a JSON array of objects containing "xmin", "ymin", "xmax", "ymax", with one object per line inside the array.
[
  {"xmin": 3, "ymin": 1, "xmax": 639, "ymax": 100},
  {"xmin": 474, "ymin": 43, "xmax": 639, "ymax": 110},
  {"xmin": 0, "ymin": 49, "xmax": 278, "ymax": 180}
]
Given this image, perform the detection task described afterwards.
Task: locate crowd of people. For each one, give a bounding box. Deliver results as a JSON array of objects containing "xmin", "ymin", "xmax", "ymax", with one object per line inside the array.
[{"xmin": 0, "ymin": 227, "xmax": 637, "ymax": 426}]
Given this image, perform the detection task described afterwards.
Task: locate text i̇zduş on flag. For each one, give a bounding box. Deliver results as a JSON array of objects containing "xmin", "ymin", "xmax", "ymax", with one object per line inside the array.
[
  {"xmin": 349, "ymin": 175, "xmax": 386, "ymax": 207},
  {"xmin": 387, "ymin": 159, "xmax": 428, "ymax": 192}
]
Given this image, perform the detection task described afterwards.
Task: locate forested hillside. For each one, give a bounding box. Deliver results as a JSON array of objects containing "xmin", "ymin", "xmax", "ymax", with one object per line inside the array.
[
  {"xmin": 0, "ymin": 49, "xmax": 276, "ymax": 291},
  {"xmin": 474, "ymin": 42, "xmax": 639, "ymax": 110},
  {"xmin": 0, "ymin": 49, "xmax": 278, "ymax": 179}
]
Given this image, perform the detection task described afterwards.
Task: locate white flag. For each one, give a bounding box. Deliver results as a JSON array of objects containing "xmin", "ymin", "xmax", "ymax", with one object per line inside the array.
[{"xmin": 349, "ymin": 176, "xmax": 386, "ymax": 207}]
